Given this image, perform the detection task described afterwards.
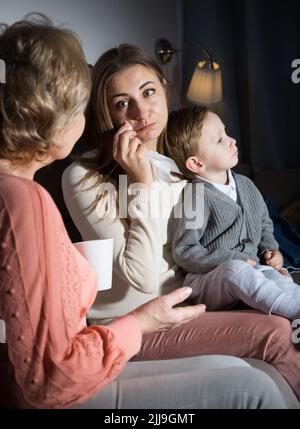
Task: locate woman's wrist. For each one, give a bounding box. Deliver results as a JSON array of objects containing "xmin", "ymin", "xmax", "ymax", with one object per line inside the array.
[
  {"xmin": 128, "ymin": 309, "xmax": 149, "ymax": 335},
  {"xmin": 129, "ymin": 174, "xmax": 153, "ymax": 188},
  {"xmin": 106, "ymin": 314, "xmax": 143, "ymax": 357}
]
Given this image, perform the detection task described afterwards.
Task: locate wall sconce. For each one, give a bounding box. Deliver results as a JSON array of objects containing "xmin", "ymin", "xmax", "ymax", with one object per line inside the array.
[{"xmin": 155, "ymin": 38, "xmax": 222, "ymax": 105}]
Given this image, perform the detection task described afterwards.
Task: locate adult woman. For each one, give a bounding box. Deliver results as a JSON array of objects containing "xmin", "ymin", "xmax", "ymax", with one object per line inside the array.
[
  {"xmin": 62, "ymin": 44, "xmax": 300, "ymax": 402},
  {"xmin": 0, "ymin": 18, "xmax": 284, "ymax": 410}
]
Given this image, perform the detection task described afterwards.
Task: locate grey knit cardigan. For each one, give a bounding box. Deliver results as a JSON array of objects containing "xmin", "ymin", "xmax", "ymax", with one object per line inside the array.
[{"xmin": 170, "ymin": 172, "xmax": 279, "ymax": 274}]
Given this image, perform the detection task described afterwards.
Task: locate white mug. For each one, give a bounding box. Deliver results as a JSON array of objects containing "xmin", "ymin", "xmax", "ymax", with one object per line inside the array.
[
  {"xmin": 74, "ymin": 238, "xmax": 113, "ymax": 291},
  {"xmin": 0, "ymin": 319, "xmax": 6, "ymax": 344}
]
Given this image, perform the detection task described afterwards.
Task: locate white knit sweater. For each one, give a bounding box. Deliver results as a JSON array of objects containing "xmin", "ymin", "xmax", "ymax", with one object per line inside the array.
[{"xmin": 62, "ymin": 151, "xmax": 186, "ymax": 323}]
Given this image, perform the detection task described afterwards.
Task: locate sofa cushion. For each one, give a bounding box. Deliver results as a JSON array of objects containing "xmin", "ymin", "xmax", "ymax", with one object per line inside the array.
[
  {"xmin": 253, "ymin": 169, "xmax": 300, "ymax": 208},
  {"xmin": 243, "ymin": 358, "xmax": 299, "ymax": 408}
]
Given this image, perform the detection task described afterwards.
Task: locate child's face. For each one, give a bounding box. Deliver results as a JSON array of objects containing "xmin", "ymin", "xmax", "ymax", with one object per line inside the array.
[{"xmin": 196, "ymin": 112, "xmax": 238, "ymax": 173}]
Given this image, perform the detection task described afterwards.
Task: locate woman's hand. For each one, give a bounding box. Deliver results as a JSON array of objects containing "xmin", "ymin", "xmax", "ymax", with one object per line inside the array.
[
  {"xmin": 112, "ymin": 122, "xmax": 153, "ymax": 187},
  {"xmin": 129, "ymin": 287, "xmax": 206, "ymax": 335}
]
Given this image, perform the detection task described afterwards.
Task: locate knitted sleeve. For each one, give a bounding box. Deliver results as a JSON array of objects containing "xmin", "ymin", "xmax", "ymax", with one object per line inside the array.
[
  {"xmin": 62, "ymin": 161, "xmax": 163, "ymax": 294},
  {"xmin": 0, "ymin": 175, "xmax": 141, "ymax": 408}
]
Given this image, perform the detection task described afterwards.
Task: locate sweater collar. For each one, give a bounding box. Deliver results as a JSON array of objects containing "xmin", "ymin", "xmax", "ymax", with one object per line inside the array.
[{"xmin": 195, "ymin": 171, "xmax": 241, "ymax": 208}]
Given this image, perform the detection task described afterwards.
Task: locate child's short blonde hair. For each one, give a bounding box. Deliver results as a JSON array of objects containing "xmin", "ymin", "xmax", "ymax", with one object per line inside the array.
[
  {"xmin": 164, "ymin": 106, "xmax": 209, "ymax": 180},
  {"xmin": 0, "ymin": 17, "xmax": 91, "ymax": 164}
]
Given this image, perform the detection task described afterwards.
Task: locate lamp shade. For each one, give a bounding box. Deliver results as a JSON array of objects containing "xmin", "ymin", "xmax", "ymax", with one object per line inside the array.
[{"xmin": 187, "ymin": 61, "xmax": 222, "ymax": 105}]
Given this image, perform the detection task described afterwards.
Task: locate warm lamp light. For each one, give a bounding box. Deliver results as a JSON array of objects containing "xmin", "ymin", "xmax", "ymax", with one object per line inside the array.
[
  {"xmin": 187, "ymin": 61, "xmax": 222, "ymax": 104},
  {"xmin": 155, "ymin": 38, "xmax": 222, "ymax": 105}
]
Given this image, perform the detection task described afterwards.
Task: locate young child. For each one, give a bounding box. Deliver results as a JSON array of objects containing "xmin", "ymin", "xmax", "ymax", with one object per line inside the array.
[{"xmin": 164, "ymin": 106, "xmax": 300, "ymax": 319}]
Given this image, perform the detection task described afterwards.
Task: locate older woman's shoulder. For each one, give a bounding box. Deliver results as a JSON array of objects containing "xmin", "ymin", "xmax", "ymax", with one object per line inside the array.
[
  {"xmin": 0, "ymin": 172, "xmax": 53, "ymax": 213},
  {"xmin": 0, "ymin": 171, "xmax": 39, "ymax": 195}
]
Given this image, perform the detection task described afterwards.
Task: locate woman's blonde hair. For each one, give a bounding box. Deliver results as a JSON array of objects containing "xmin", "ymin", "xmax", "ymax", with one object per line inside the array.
[
  {"xmin": 0, "ymin": 15, "xmax": 91, "ymax": 164},
  {"xmin": 80, "ymin": 44, "xmax": 171, "ymax": 190},
  {"xmin": 163, "ymin": 106, "xmax": 209, "ymax": 181}
]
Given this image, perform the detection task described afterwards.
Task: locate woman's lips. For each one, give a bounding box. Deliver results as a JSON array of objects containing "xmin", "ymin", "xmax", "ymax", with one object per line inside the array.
[{"xmin": 136, "ymin": 123, "xmax": 156, "ymax": 132}]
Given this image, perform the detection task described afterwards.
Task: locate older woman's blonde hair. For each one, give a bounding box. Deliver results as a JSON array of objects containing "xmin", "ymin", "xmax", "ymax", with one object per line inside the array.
[{"xmin": 0, "ymin": 16, "xmax": 91, "ymax": 164}]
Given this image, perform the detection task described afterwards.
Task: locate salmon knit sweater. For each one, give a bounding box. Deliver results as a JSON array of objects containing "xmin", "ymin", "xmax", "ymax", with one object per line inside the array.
[{"xmin": 0, "ymin": 172, "xmax": 141, "ymax": 408}]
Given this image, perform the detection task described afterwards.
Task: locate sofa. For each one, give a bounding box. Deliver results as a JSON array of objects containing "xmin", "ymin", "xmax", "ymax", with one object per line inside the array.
[{"xmin": 35, "ymin": 159, "xmax": 300, "ymax": 408}]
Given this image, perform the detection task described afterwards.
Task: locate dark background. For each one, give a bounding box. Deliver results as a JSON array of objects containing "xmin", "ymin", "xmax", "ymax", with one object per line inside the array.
[{"xmin": 182, "ymin": 0, "xmax": 300, "ymax": 173}]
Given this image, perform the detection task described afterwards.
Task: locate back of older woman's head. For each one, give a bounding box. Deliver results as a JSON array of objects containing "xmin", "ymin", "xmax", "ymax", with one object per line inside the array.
[{"xmin": 0, "ymin": 16, "xmax": 91, "ymax": 164}]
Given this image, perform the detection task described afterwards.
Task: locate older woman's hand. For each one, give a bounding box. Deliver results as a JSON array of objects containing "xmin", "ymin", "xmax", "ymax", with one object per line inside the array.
[
  {"xmin": 130, "ymin": 287, "xmax": 206, "ymax": 334},
  {"xmin": 112, "ymin": 121, "xmax": 153, "ymax": 187}
]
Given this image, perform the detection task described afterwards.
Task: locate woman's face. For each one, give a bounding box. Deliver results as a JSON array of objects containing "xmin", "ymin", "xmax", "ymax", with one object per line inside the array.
[{"xmin": 106, "ymin": 64, "xmax": 168, "ymax": 146}]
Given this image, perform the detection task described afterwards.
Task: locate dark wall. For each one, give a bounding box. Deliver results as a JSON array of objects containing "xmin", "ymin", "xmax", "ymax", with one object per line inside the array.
[{"xmin": 182, "ymin": 0, "xmax": 300, "ymax": 173}]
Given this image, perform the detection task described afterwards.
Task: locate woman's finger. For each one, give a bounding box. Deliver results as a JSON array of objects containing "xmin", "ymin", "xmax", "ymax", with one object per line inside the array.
[
  {"xmin": 173, "ymin": 308, "xmax": 206, "ymax": 329},
  {"xmin": 112, "ymin": 121, "xmax": 134, "ymax": 153},
  {"xmin": 161, "ymin": 287, "xmax": 196, "ymax": 311},
  {"xmin": 113, "ymin": 123, "xmax": 130, "ymax": 152},
  {"xmin": 135, "ymin": 140, "xmax": 147, "ymax": 155},
  {"xmin": 115, "ymin": 121, "xmax": 133, "ymax": 137},
  {"xmin": 113, "ymin": 129, "xmax": 137, "ymax": 159},
  {"xmin": 173, "ymin": 303, "xmax": 206, "ymax": 324},
  {"xmin": 127, "ymin": 137, "xmax": 143, "ymax": 155}
]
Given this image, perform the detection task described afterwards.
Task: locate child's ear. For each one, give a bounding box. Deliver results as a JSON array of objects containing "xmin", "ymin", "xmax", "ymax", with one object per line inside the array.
[{"xmin": 185, "ymin": 156, "xmax": 205, "ymax": 175}]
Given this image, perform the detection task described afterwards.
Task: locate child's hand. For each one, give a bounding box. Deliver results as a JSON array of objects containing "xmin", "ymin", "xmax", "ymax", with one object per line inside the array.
[
  {"xmin": 246, "ymin": 258, "xmax": 257, "ymax": 267},
  {"xmin": 264, "ymin": 250, "xmax": 284, "ymax": 270}
]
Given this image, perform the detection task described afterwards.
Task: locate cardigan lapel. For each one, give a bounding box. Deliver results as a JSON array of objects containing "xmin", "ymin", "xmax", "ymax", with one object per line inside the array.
[{"xmin": 195, "ymin": 176, "xmax": 242, "ymax": 211}]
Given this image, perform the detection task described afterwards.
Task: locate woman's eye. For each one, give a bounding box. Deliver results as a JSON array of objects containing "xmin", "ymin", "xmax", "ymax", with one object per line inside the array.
[
  {"xmin": 144, "ymin": 88, "xmax": 155, "ymax": 97},
  {"xmin": 116, "ymin": 100, "xmax": 129, "ymax": 109}
]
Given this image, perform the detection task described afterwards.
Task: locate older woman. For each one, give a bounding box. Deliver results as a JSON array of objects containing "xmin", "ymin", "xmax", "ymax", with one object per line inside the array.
[{"xmin": 62, "ymin": 44, "xmax": 300, "ymax": 402}]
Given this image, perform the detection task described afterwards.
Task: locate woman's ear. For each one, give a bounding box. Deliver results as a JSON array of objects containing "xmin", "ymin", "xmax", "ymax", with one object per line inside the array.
[{"xmin": 185, "ymin": 156, "xmax": 205, "ymax": 175}]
